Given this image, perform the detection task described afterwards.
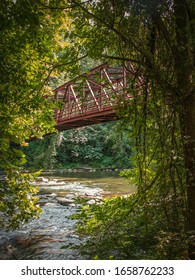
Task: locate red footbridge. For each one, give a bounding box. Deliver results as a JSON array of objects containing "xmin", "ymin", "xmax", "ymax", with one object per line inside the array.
[{"xmin": 54, "ymin": 62, "xmax": 143, "ymax": 131}]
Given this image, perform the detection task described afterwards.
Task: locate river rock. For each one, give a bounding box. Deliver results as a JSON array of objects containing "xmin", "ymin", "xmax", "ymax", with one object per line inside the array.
[
  {"xmin": 44, "ymin": 202, "xmax": 57, "ymax": 207},
  {"xmin": 37, "ymin": 199, "xmax": 50, "ymax": 206},
  {"xmin": 65, "ymin": 194, "xmax": 76, "ymax": 199},
  {"xmin": 86, "ymin": 199, "xmax": 96, "ymax": 205},
  {"xmin": 50, "ymin": 193, "xmax": 57, "ymax": 198},
  {"xmin": 41, "ymin": 177, "xmax": 49, "ymax": 182},
  {"xmin": 56, "ymin": 197, "xmax": 75, "ymax": 206}
]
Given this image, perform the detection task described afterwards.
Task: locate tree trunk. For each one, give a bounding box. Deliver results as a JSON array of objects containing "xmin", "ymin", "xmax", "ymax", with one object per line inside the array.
[
  {"xmin": 174, "ymin": 0, "xmax": 195, "ymax": 259},
  {"xmin": 181, "ymin": 91, "xmax": 195, "ymax": 259}
]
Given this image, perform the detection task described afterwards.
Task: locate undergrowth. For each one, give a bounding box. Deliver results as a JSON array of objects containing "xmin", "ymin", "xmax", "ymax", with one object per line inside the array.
[{"xmin": 71, "ymin": 192, "xmax": 189, "ymax": 260}]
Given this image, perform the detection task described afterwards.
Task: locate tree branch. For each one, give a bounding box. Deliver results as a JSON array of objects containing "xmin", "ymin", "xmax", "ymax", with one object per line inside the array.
[
  {"xmin": 38, "ymin": 0, "xmax": 91, "ymax": 10},
  {"xmin": 70, "ymin": 0, "xmax": 145, "ymax": 55},
  {"xmin": 152, "ymin": 13, "xmax": 178, "ymax": 58},
  {"xmin": 44, "ymin": 54, "xmax": 88, "ymax": 84},
  {"xmin": 101, "ymin": 54, "xmax": 140, "ymax": 64}
]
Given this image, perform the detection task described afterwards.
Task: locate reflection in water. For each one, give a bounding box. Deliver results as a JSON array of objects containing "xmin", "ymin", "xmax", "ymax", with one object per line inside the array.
[{"xmin": 41, "ymin": 170, "xmax": 136, "ymax": 196}]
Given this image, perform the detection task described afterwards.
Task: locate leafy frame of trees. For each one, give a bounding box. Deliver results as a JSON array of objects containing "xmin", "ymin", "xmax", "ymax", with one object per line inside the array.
[{"xmin": 0, "ymin": 0, "xmax": 194, "ymax": 259}]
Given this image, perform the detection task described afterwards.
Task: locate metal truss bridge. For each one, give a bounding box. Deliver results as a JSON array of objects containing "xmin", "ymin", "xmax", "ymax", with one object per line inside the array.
[{"xmin": 54, "ymin": 62, "xmax": 143, "ymax": 131}]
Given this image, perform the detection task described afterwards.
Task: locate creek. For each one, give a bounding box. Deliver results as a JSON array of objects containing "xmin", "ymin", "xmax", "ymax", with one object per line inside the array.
[{"xmin": 0, "ymin": 170, "xmax": 136, "ymax": 260}]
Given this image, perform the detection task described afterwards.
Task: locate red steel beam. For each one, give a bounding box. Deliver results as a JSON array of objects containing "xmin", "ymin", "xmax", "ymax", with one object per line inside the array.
[{"xmin": 53, "ymin": 63, "xmax": 142, "ymax": 131}]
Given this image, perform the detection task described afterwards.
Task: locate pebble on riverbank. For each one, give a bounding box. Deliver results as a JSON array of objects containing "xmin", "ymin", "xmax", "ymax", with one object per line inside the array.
[{"xmin": 55, "ymin": 197, "xmax": 75, "ymax": 206}]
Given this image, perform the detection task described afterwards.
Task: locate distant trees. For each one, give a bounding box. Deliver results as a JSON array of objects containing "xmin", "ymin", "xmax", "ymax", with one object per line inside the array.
[{"xmin": 24, "ymin": 122, "xmax": 133, "ymax": 169}]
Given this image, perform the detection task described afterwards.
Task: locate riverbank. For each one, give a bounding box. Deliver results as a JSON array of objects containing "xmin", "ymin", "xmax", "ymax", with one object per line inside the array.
[
  {"xmin": 0, "ymin": 171, "xmax": 135, "ymax": 260},
  {"xmin": 35, "ymin": 167, "xmax": 126, "ymax": 174}
]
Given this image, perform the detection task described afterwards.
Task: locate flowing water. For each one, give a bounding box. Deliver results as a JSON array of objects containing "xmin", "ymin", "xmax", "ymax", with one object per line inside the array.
[{"xmin": 0, "ymin": 170, "xmax": 135, "ymax": 260}]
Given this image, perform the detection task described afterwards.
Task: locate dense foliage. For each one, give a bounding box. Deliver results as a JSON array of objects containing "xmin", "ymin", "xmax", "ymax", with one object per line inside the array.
[
  {"xmin": 72, "ymin": 193, "xmax": 188, "ymax": 259},
  {"xmin": 0, "ymin": 0, "xmax": 61, "ymax": 229},
  {"xmin": 24, "ymin": 122, "xmax": 132, "ymax": 169}
]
